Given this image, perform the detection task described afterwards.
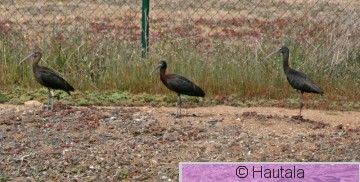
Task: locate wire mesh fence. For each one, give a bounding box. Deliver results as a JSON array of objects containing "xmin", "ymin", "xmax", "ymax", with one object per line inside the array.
[
  {"xmin": 1, "ymin": 0, "xmax": 359, "ymax": 91},
  {"xmin": 1, "ymin": 0, "xmax": 359, "ymax": 47}
]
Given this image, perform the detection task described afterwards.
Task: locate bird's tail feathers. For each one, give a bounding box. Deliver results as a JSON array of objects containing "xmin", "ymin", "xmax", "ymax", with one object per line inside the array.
[
  {"xmin": 65, "ymin": 84, "xmax": 75, "ymax": 95},
  {"xmin": 313, "ymin": 84, "xmax": 324, "ymax": 95}
]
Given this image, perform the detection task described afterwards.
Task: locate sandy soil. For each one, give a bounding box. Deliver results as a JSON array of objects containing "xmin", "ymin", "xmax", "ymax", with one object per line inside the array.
[{"xmin": 0, "ymin": 103, "xmax": 359, "ymax": 181}]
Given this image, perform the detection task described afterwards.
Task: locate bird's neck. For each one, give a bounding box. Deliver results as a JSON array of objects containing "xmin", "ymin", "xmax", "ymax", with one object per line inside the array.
[
  {"xmin": 282, "ymin": 51, "xmax": 290, "ymax": 72},
  {"xmin": 32, "ymin": 57, "xmax": 41, "ymax": 70},
  {"xmin": 160, "ymin": 68, "xmax": 166, "ymax": 82}
]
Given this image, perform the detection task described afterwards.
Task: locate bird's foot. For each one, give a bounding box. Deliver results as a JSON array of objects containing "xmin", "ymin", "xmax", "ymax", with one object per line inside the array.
[
  {"xmin": 44, "ymin": 105, "xmax": 50, "ymax": 111},
  {"xmin": 291, "ymin": 115, "xmax": 303, "ymax": 120},
  {"xmin": 171, "ymin": 113, "xmax": 198, "ymax": 118},
  {"xmin": 43, "ymin": 105, "xmax": 55, "ymax": 112},
  {"xmin": 169, "ymin": 113, "xmax": 182, "ymax": 118}
]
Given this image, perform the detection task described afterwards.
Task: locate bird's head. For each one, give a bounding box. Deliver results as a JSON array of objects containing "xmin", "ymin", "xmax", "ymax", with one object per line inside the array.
[
  {"xmin": 278, "ymin": 46, "xmax": 289, "ymax": 54},
  {"xmin": 20, "ymin": 51, "xmax": 41, "ymax": 64},
  {"xmin": 265, "ymin": 46, "xmax": 289, "ymax": 59},
  {"xmin": 150, "ymin": 60, "xmax": 167, "ymax": 76}
]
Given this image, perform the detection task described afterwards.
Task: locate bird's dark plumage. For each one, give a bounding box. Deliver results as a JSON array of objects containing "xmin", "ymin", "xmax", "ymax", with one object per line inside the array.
[
  {"xmin": 152, "ymin": 61, "xmax": 205, "ymax": 117},
  {"xmin": 34, "ymin": 66, "xmax": 75, "ymax": 95},
  {"xmin": 20, "ymin": 51, "xmax": 74, "ymax": 110},
  {"xmin": 285, "ymin": 68, "xmax": 323, "ymax": 95},
  {"xmin": 267, "ymin": 46, "xmax": 324, "ymax": 117},
  {"xmin": 279, "ymin": 46, "xmax": 323, "ymax": 95},
  {"xmin": 163, "ymin": 74, "xmax": 205, "ymax": 97}
]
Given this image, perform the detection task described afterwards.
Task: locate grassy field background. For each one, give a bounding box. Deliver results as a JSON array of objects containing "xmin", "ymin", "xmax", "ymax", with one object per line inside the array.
[
  {"xmin": 0, "ymin": 0, "xmax": 359, "ymax": 107},
  {"xmin": 1, "ymin": 2, "xmax": 360, "ymax": 181}
]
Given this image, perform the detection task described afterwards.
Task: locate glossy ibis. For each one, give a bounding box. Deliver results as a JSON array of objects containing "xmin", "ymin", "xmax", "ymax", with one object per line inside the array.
[
  {"xmin": 151, "ymin": 61, "xmax": 205, "ymax": 117},
  {"xmin": 266, "ymin": 46, "xmax": 324, "ymax": 117},
  {"xmin": 20, "ymin": 51, "xmax": 74, "ymax": 110}
]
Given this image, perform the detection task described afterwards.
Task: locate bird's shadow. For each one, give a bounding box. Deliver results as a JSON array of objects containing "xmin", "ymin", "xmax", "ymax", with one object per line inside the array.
[
  {"xmin": 40, "ymin": 103, "xmax": 72, "ymax": 113},
  {"xmin": 169, "ymin": 113, "xmax": 201, "ymax": 118},
  {"xmin": 291, "ymin": 115, "xmax": 303, "ymax": 120},
  {"xmin": 290, "ymin": 115, "xmax": 329, "ymax": 129}
]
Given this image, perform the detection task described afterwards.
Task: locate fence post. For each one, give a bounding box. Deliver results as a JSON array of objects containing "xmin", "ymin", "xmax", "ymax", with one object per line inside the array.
[{"xmin": 141, "ymin": 0, "xmax": 150, "ymax": 58}]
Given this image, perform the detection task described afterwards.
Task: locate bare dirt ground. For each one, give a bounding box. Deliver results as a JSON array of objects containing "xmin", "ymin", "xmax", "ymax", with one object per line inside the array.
[{"xmin": 0, "ymin": 103, "xmax": 359, "ymax": 181}]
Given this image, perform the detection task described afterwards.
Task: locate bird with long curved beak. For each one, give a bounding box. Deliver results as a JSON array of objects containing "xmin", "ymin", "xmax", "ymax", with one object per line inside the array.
[
  {"xmin": 266, "ymin": 46, "xmax": 324, "ymax": 118},
  {"xmin": 150, "ymin": 63, "xmax": 161, "ymax": 76},
  {"xmin": 265, "ymin": 47, "xmax": 282, "ymax": 60},
  {"xmin": 20, "ymin": 53, "xmax": 36, "ymax": 64},
  {"xmin": 151, "ymin": 61, "xmax": 205, "ymax": 118},
  {"xmin": 20, "ymin": 51, "xmax": 75, "ymax": 111}
]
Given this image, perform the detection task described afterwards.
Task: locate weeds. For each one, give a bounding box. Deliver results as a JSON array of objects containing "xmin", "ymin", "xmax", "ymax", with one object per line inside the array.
[
  {"xmin": 0, "ymin": 175, "xmax": 8, "ymax": 182},
  {"xmin": 117, "ymin": 172, "xmax": 128, "ymax": 181},
  {"xmin": 0, "ymin": 92, "xmax": 8, "ymax": 103},
  {"xmin": 0, "ymin": 1, "xmax": 359, "ymax": 104},
  {"xmin": 37, "ymin": 165, "xmax": 48, "ymax": 172},
  {"xmin": 0, "ymin": 33, "xmax": 359, "ymax": 103}
]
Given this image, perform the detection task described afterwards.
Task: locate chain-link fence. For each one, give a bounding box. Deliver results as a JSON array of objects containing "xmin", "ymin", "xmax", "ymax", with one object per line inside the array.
[
  {"xmin": 0, "ymin": 0, "xmax": 360, "ymax": 97},
  {"xmin": 1, "ymin": 0, "xmax": 359, "ymax": 47}
]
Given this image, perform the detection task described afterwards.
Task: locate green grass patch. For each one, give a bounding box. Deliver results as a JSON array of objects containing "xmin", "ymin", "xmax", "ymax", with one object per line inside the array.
[
  {"xmin": 0, "ymin": 92, "xmax": 9, "ymax": 103},
  {"xmin": 1, "ymin": 88, "xmax": 360, "ymax": 112},
  {"xmin": 0, "ymin": 175, "xmax": 8, "ymax": 182},
  {"xmin": 117, "ymin": 171, "xmax": 128, "ymax": 181}
]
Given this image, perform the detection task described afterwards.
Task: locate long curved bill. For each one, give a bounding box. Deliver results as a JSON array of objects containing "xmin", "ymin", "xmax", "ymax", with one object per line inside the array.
[
  {"xmin": 265, "ymin": 48, "xmax": 281, "ymax": 59},
  {"xmin": 150, "ymin": 64, "xmax": 161, "ymax": 76},
  {"xmin": 20, "ymin": 52, "xmax": 35, "ymax": 64}
]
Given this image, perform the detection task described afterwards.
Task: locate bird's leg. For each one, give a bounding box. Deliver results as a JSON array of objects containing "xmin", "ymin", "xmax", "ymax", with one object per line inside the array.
[
  {"xmin": 47, "ymin": 88, "xmax": 51, "ymax": 111},
  {"xmin": 299, "ymin": 92, "xmax": 304, "ymax": 118},
  {"xmin": 176, "ymin": 94, "xmax": 182, "ymax": 118},
  {"xmin": 51, "ymin": 90, "xmax": 54, "ymax": 111},
  {"xmin": 47, "ymin": 89, "xmax": 54, "ymax": 111}
]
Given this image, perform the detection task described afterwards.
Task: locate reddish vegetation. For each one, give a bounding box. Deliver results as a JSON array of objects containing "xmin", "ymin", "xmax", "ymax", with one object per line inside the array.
[
  {"xmin": 0, "ymin": 20, "xmax": 15, "ymax": 34},
  {"xmin": 0, "ymin": 15, "xmax": 337, "ymax": 47}
]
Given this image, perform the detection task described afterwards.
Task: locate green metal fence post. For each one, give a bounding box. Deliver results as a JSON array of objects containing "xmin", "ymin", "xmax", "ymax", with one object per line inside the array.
[{"xmin": 141, "ymin": 0, "xmax": 150, "ymax": 58}]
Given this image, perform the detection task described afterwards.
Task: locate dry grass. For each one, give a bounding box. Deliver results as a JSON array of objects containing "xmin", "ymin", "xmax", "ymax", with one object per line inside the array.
[{"xmin": 0, "ymin": 0, "xmax": 359, "ymax": 101}]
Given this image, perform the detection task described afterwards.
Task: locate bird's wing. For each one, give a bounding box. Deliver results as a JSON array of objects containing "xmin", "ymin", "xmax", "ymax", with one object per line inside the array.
[
  {"xmin": 38, "ymin": 67, "xmax": 74, "ymax": 91},
  {"xmin": 286, "ymin": 69, "xmax": 323, "ymax": 94},
  {"xmin": 166, "ymin": 74, "xmax": 205, "ymax": 97}
]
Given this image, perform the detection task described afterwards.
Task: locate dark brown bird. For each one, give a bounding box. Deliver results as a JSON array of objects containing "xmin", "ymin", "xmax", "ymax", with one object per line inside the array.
[
  {"xmin": 267, "ymin": 46, "xmax": 324, "ymax": 117},
  {"xmin": 151, "ymin": 61, "xmax": 205, "ymax": 117},
  {"xmin": 20, "ymin": 51, "xmax": 74, "ymax": 110}
]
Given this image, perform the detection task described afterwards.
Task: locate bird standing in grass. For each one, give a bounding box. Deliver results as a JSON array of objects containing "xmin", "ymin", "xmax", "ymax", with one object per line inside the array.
[
  {"xmin": 20, "ymin": 51, "xmax": 74, "ymax": 110},
  {"xmin": 151, "ymin": 61, "xmax": 205, "ymax": 117},
  {"xmin": 266, "ymin": 46, "xmax": 324, "ymax": 118}
]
